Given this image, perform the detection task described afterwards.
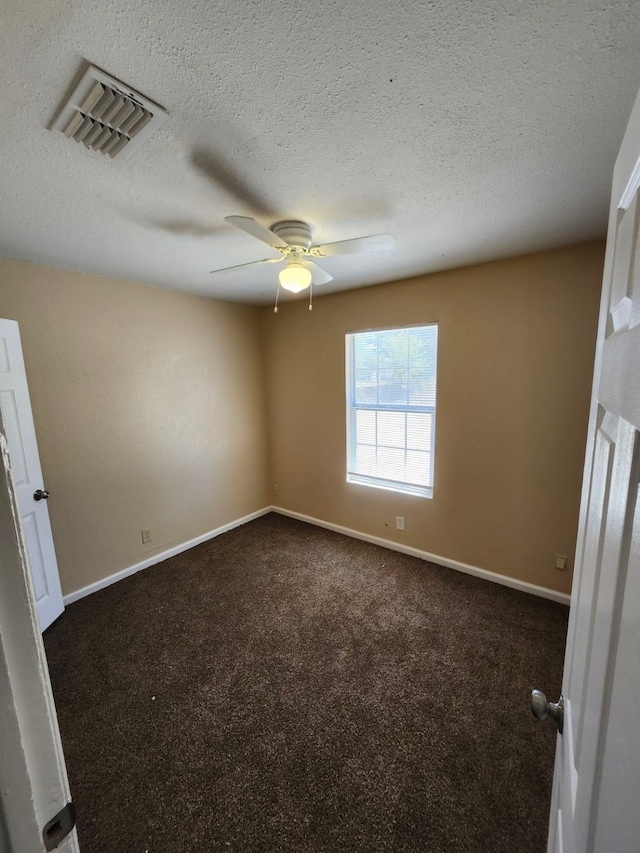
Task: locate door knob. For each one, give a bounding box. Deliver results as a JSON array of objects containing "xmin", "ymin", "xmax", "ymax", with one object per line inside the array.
[
  {"xmin": 34, "ymin": 489, "xmax": 50, "ymax": 501},
  {"xmin": 531, "ymin": 689, "xmax": 564, "ymax": 734}
]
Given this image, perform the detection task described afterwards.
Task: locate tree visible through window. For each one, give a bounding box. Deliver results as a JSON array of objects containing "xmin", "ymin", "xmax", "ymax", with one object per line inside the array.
[{"xmin": 346, "ymin": 324, "xmax": 438, "ymax": 498}]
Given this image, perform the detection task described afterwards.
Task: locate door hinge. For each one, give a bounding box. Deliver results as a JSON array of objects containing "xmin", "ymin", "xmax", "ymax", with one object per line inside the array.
[{"xmin": 42, "ymin": 801, "xmax": 76, "ymax": 851}]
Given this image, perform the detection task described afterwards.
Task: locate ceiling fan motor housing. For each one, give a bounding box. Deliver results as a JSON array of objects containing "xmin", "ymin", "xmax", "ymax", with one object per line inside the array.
[{"xmin": 272, "ymin": 221, "xmax": 313, "ymax": 250}]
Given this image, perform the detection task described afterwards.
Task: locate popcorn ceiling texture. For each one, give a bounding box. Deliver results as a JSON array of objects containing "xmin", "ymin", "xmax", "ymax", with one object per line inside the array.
[{"xmin": 0, "ymin": 0, "xmax": 638, "ymax": 304}]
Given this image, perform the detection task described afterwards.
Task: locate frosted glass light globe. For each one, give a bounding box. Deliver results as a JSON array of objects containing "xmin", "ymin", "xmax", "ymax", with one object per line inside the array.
[{"xmin": 279, "ymin": 264, "xmax": 312, "ymax": 293}]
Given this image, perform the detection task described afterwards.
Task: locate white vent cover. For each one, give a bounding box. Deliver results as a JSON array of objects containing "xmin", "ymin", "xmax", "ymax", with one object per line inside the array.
[{"xmin": 51, "ymin": 65, "xmax": 168, "ymax": 159}]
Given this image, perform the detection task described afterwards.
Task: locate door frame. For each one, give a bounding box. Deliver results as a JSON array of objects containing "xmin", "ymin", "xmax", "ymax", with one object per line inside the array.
[{"xmin": 0, "ymin": 415, "xmax": 79, "ymax": 852}]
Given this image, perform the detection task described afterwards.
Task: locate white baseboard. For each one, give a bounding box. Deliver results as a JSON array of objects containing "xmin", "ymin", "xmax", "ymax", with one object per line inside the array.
[
  {"xmin": 63, "ymin": 507, "xmax": 272, "ymax": 605},
  {"xmin": 272, "ymin": 506, "xmax": 571, "ymax": 606},
  {"xmin": 64, "ymin": 504, "xmax": 571, "ymax": 608}
]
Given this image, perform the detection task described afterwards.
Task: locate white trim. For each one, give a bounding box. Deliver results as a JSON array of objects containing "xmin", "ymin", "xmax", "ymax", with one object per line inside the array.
[
  {"xmin": 347, "ymin": 473, "xmax": 433, "ymax": 499},
  {"xmin": 64, "ymin": 503, "xmax": 571, "ymax": 608},
  {"xmin": 272, "ymin": 506, "xmax": 571, "ymax": 606},
  {"xmin": 0, "ymin": 427, "xmax": 79, "ymax": 853},
  {"xmin": 619, "ymin": 151, "xmax": 640, "ymax": 210},
  {"xmin": 63, "ymin": 507, "xmax": 271, "ymax": 605}
]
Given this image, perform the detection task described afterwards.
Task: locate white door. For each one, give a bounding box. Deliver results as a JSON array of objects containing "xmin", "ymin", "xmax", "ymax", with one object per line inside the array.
[
  {"xmin": 0, "ymin": 413, "xmax": 79, "ymax": 852},
  {"xmin": 0, "ymin": 318, "xmax": 64, "ymax": 631},
  {"xmin": 543, "ymin": 88, "xmax": 640, "ymax": 851}
]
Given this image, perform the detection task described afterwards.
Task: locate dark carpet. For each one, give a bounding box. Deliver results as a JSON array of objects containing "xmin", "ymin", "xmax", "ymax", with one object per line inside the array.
[{"xmin": 44, "ymin": 513, "xmax": 567, "ymax": 852}]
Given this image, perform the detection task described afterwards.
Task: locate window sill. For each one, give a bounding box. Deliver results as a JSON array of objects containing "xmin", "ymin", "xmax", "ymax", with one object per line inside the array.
[{"xmin": 346, "ymin": 474, "xmax": 433, "ymax": 500}]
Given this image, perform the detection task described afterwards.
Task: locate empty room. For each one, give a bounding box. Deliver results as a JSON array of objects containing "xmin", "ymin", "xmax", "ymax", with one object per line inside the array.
[{"xmin": 1, "ymin": 1, "xmax": 640, "ymax": 852}]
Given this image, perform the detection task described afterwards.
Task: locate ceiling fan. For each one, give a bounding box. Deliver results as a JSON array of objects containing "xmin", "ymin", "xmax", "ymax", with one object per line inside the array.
[{"xmin": 211, "ymin": 216, "xmax": 396, "ymax": 304}]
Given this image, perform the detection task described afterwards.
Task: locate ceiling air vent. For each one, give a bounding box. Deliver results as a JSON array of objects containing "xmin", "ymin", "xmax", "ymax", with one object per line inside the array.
[{"xmin": 51, "ymin": 65, "xmax": 168, "ymax": 159}]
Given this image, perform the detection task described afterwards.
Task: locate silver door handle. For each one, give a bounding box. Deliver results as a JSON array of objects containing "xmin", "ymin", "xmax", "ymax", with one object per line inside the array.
[
  {"xmin": 34, "ymin": 489, "xmax": 50, "ymax": 501},
  {"xmin": 531, "ymin": 689, "xmax": 564, "ymax": 734}
]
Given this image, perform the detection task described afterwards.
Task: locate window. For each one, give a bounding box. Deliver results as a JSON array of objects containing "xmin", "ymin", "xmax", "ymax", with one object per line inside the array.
[{"xmin": 346, "ymin": 324, "xmax": 438, "ymax": 498}]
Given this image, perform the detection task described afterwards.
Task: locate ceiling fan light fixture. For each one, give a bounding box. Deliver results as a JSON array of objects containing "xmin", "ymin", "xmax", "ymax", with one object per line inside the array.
[
  {"xmin": 279, "ymin": 263, "xmax": 312, "ymax": 293},
  {"xmin": 212, "ymin": 217, "xmax": 395, "ymax": 307}
]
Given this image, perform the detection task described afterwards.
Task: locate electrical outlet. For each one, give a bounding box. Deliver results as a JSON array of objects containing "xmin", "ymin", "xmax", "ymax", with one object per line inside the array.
[
  {"xmin": 554, "ymin": 554, "xmax": 568, "ymax": 571},
  {"xmin": 142, "ymin": 528, "xmax": 152, "ymax": 544},
  {"xmin": 273, "ymin": 484, "xmax": 279, "ymax": 496},
  {"xmin": 396, "ymin": 516, "xmax": 405, "ymax": 531}
]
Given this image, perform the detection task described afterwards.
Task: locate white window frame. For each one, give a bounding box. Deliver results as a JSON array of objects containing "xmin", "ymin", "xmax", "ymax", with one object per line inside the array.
[{"xmin": 345, "ymin": 323, "xmax": 438, "ymax": 499}]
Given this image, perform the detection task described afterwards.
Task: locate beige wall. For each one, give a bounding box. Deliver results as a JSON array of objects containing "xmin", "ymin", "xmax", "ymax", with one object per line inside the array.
[
  {"xmin": 0, "ymin": 242, "xmax": 604, "ymax": 600},
  {"xmin": 0, "ymin": 259, "xmax": 270, "ymax": 595},
  {"xmin": 263, "ymin": 242, "xmax": 604, "ymax": 595}
]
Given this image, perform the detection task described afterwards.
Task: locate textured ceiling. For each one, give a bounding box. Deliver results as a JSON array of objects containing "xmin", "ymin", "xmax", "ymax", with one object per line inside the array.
[{"xmin": 0, "ymin": 0, "xmax": 639, "ymax": 305}]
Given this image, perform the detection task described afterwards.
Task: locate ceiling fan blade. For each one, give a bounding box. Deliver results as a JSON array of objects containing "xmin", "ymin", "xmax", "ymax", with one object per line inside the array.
[
  {"xmin": 225, "ymin": 216, "xmax": 288, "ymax": 249},
  {"xmin": 209, "ymin": 258, "xmax": 282, "ymax": 275},
  {"xmin": 303, "ymin": 260, "xmax": 333, "ymax": 285},
  {"xmin": 314, "ymin": 234, "xmax": 396, "ymax": 257}
]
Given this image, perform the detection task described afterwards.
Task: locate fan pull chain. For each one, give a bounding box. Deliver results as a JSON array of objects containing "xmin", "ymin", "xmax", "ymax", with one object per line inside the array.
[
  {"xmin": 309, "ymin": 282, "xmax": 313, "ymax": 311},
  {"xmin": 273, "ymin": 281, "xmax": 280, "ymax": 313}
]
